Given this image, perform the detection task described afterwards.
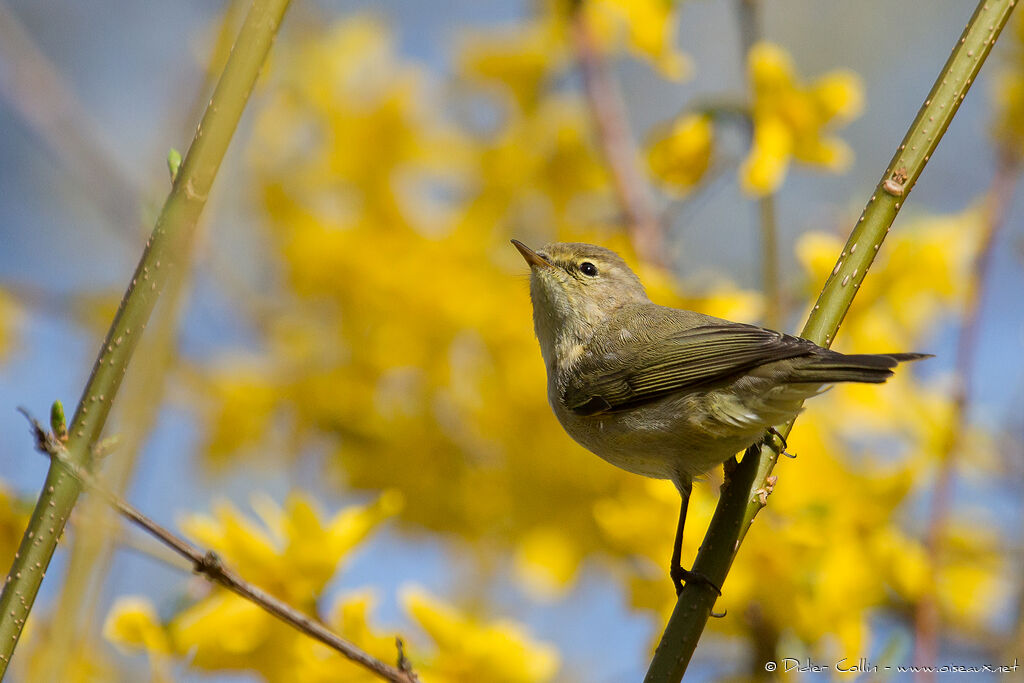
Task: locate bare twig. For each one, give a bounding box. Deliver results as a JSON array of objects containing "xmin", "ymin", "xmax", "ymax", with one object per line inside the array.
[
  {"xmin": 15, "ymin": 409, "xmax": 417, "ymax": 683},
  {"xmin": 912, "ymin": 155, "xmax": 1019, "ymax": 675},
  {"xmin": 570, "ymin": 3, "xmax": 664, "ymax": 266}
]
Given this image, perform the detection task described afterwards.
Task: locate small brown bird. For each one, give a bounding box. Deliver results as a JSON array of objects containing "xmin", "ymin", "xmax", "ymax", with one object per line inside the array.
[{"xmin": 513, "ymin": 239, "xmax": 929, "ymax": 596}]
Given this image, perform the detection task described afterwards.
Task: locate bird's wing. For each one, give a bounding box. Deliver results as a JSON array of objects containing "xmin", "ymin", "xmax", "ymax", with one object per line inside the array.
[{"xmin": 562, "ymin": 317, "xmax": 819, "ymax": 416}]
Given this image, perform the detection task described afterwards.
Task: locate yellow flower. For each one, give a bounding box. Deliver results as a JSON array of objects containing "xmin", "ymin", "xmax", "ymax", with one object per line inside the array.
[
  {"xmin": 104, "ymin": 596, "xmax": 174, "ymax": 682},
  {"xmin": 740, "ymin": 42, "xmax": 863, "ymax": 195},
  {"xmin": 459, "ymin": 21, "xmax": 565, "ymax": 112},
  {"xmin": 104, "ymin": 492, "xmax": 401, "ymax": 681},
  {"xmin": 584, "ymin": 0, "xmax": 691, "ymax": 79},
  {"xmin": 180, "ymin": 490, "xmax": 403, "ymax": 606},
  {"xmin": 796, "ymin": 206, "xmax": 981, "ymax": 351},
  {"xmin": 297, "ymin": 592, "xmax": 399, "ymax": 682},
  {"xmin": 646, "ymin": 113, "xmax": 713, "ymax": 195},
  {"xmin": 172, "ymin": 491, "xmax": 400, "ymax": 676},
  {"xmin": 198, "ymin": 361, "xmax": 281, "ymax": 465},
  {"xmin": 402, "ymin": 586, "xmax": 560, "ymax": 682},
  {"xmin": 935, "ymin": 524, "xmax": 1008, "ymax": 625},
  {"xmin": 513, "ymin": 526, "xmax": 582, "ymax": 600},
  {"xmin": 104, "ymin": 596, "xmax": 172, "ymax": 654}
]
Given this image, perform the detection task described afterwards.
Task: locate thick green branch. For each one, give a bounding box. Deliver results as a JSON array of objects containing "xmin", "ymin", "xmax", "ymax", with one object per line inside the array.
[
  {"xmin": 644, "ymin": 1, "xmax": 1017, "ymax": 680},
  {"xmin": 0, "ymin": 0, "xmax": 292, "ymax": 672}
]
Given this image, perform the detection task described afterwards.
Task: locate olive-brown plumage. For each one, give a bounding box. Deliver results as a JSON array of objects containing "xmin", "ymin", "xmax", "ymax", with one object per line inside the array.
[{"xmin": 513, "ymin": 239, "xmax": 929, "ymax": 595}]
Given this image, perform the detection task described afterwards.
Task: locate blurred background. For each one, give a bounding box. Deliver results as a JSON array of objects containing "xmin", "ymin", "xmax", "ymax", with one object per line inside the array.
[{"xmin": 1, "ymin": 0, "xmax": 1023, "ymax": 680}]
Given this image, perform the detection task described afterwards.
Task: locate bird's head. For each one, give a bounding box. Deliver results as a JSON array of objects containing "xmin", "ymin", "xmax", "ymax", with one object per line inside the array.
[{"xmin": 512, "ymin": 240, "xmax": 649, "ymax": 364}]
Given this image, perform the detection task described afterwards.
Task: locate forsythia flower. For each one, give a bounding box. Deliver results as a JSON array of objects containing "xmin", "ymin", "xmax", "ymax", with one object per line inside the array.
[
  {"xmin": 402, "ymin": 586, "xmax": 560, "ymax": 682},
  {"xmin": 297, "ymin": 592, "xmax": 402, "ymax": 683},
  {"xmin": 459, "ymin": 20, "xmax": 566, "ymax": 113},
  {"xmin": 200, "ymin": 360, "xmax": 281, "ymax": 464},
  {"xmin": 740, "ymin": 42, "xmax": 863, "ymax": 195},
  {"xmin": 513, "ymin": 526, "xmax": 582, "ymax": 600},
  {"xmin": 104, "ymin": 597, "xmax": 172, "ymax": 655},
  {"xmin": 179, "ymin": 490, "xmax": 403, "ymax": 607},
  {"xmin": 796, "ymin": 207, "xmax": 981, "ymax": 351},
  {"xmin": 105, "ymin": 491, "xmax": 402, "ymax": 681},
  {"xmin": 646, "ymin": 113, "xmax": 713, "ymax": 194},
  {"xmin": 103, "ymin": 597, "xmax": 173, "ymax": 682},
  {"xmin": 583, "ymin": 0, "xmax": 691, "ymax": 79}
]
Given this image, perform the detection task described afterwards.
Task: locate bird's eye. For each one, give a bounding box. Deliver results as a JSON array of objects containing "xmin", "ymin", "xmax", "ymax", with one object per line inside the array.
[{"xmin": 580, "ymin": 262, "xmax": 598, "ymax": 277}]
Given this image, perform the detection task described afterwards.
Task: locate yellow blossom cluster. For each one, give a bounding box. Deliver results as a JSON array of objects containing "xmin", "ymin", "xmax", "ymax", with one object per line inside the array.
[
  {"xmin": 741, "ymin": 42, "xmax": 862, "ymax": 195},
  {"xmin": 581, "ymin": 0, "xmax": 690, "ymax": 79},
  {"xmin": 646, "ymin": 113, "xmax": 713, "ymax": 196},
  {"xmin": 647, "ymin": 41, "xmax": 862, "ymax": 198},
  {"xmin": 104, "ymin": 492, "xmax": 559, "ymax": 682}
]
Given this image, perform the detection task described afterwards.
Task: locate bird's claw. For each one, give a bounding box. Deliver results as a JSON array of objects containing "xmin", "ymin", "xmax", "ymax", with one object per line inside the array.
[
  {"xmin": 766, "ymin": 427, "xmax": 796, "ymax": 458},
  {"xmin": 670, "ymin": 566, "xmax": 727, "ymax": 617},
  {"xmin": 670, "ymin": 565, "xmax": 723, "ymax": 597}
]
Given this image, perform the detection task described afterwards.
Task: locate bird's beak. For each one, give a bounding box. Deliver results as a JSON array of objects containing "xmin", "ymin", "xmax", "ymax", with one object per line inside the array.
[{"xmin": 511, "ymin": 239, "xmax": 552, "ymax": 269}]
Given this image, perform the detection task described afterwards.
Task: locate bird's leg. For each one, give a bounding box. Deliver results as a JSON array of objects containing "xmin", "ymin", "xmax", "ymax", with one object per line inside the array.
[
  {"xmin": 669, "ymin": 487, "xmax": 688, "ymax": 595},
  {"xmin": 669, "ymin": 481, "xmax": 724, "ymax": 614}
]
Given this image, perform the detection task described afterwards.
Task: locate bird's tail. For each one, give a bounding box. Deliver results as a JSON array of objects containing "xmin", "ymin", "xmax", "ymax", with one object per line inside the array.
[{"xmin": 784, "ymin": 351, "xmax": 932, "ymax": 384}]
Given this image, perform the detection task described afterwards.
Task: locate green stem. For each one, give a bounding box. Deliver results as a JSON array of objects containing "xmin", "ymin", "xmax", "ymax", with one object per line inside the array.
[
  {"xmin": 43, "ymin": 276, "xmax": 187, "ymax": 679},
  {"xmin": 0, "ymin": 0, "xmax": 292, "ymax": 673},
  {"xmin": 644, "ymin": 1, "xmax": 1017, "ymax": 680}
]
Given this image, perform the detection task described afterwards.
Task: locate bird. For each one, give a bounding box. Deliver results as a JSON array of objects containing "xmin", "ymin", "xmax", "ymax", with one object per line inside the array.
[{"xmin": 512, "ymin": 239, "xmax": 929, "ymax": 597}]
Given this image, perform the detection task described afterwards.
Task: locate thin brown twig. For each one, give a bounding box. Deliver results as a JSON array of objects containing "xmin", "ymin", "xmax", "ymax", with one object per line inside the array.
[
  {"xmin": 16, "ymin": 409, "xmax": 418, "ymax": 683},
  {"xmin": 570, "ymin": 3, "xmax": 664, "ymax": 266},
  {"xmin": 912, "ymin": 155, "xmax": 1019, "ymax": 676}
]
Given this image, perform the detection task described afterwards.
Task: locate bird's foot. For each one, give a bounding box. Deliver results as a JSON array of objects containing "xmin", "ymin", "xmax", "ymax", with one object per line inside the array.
[
  {"xmin": 766, "ymin": 427, "xmax": 796, "ymax": 458},
  {"xmin": 670, "ymin": 565, "xmax": 725, "ymax": 616}
]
